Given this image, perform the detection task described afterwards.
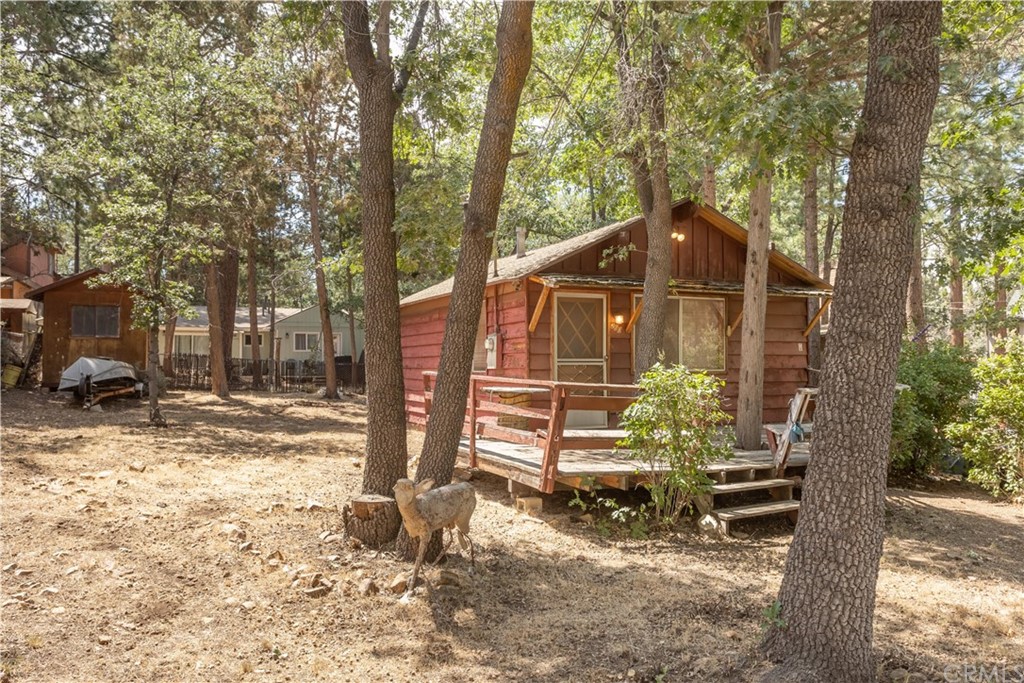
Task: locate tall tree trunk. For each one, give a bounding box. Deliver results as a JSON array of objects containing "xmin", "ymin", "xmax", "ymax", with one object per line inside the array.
[
  {"xmin": 73, "ymin": 199, "xmax": 81, "ymax": 274},
  {"xmin": 346, "ymin": 268, "xmax": 359, "ymax": 387},
  {"xmin": 701, "ymin": 154, "xmax": 716, "ymax": 207},
  {"xmin": 822, "ymin": 154, "xmax": 839, "ymax": 291},
  {"xmin": 736, "ymin": 0, "xmax": 783, "ymax": 450},
  {"xmin": 403, "ymin": 0, "xmax": 534, "ymax": 562},
  {"xmin": 217, "ymin": 246, "xmax": 239, "ymax": 384},
  {"xmin": 804, "ymin": 144, "xmax": 821, "ymax": 385},
  {"xmin": 162, "ymin": 312, "xmax": 177, "ymax": 377},
  {"xmin": 206, "ymin": 260, "xmax": 231, "ymax": 399},
  {"xmin": 147, "ymin": 323, "xmax": 165, "ymax": 426},
  {"xmin": 907, "ymin": 218, "xmax": 927, "ymax": 346},
  {"xmin": 611, "ymin": 1, "xmax": 673, "ymax": 375},
  {"xmin": 994, "ymin": 258, "xmax": 1007, "ymax": 353},
  {"xmin": 760, "ymin": 3, "xmax": 941, "ymax": 680},
  {"xmin": 305, "ymin": 174, "xmax": 338, "ymax": 398},
  {"xmin": 341, "ymin": 1, "xmax": 430, "ymax": 526},
  {"xmin": 246, "ymin": 225, "xmax": 263, "ymax": 390},
  {"xmin": 948, "ymin": 203, "xmax": 964, "ymax": 348}
]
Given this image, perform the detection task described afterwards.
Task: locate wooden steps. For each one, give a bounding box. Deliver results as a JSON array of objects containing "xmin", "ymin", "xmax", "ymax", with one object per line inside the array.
[
  {"xmin": 715, "ymin": 500, "xmax": 801, "ymax": 535},
  {"xmin": 711, "ymin": 478, "xmax": 794, "ymax": 495}
]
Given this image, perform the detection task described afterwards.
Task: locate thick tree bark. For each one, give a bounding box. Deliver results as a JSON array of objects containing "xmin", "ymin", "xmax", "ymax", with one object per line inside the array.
[
  {"xmin": 822, "ymin": 154, "xmax": 839, "ymax": 292},
  {"xmin": 611, "ymin": 1, "xmax": 673, "ymax": 375},
  {"xmin": 701, "ymin": 155, "xmax": 716, "ymax": 207},
  {"xmin": 341, "ymin": 1, "xmax": 429, "ymax": 523},
  {"xmin": 147, "ymin": 323, "xmax": 165, "ymax": 426},
  {"xmin": 305, "ymin": 174, "xmax": 338, "ymax": 398},
  {"xmin": 907, "ymin": 219, "xmax": 927, "ymax": 345},
  {"xmin": 948, "ymin": 203, "xmax": 964, "ymax": 348},
  {"xmin": 217, "ymin": 246, "xmax": 239, "ymax": 384},
  {"xmin": 804, "ymin": 146, "xmax": 821, "ymax": 385},
  {"xmin": 401, "ymin": 0, "xmax": 533, "ymax": 562},
  {"xmin": 760, "ymin": 3, "xmax": 941, "ymax": 681},
  {"xmin": 205, "ymin": 260, "xmax": 231, "ymax": 399},
  {"xmin": 246, "ymin": 226, "xmax": 263, "ymax": 390},
  {"xmin": 162, "ymin": 313, "xmax": 177, "ymax": 377},
  {"xmin": 736, "ymin": 1, "xmax": 783, "ymax": 450},
  {"xmin": 346, "ymin": 269, "xmax": 359, "ymax": 387}
]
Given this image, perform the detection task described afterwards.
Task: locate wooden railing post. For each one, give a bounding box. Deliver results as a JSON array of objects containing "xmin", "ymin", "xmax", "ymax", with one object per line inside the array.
[
  {"xmin": 469, "ymin": 376, "xmax": 478, "ymax": 468},
  {"xmin": 539, "ymin": 385, "xmax": 569, "ymax": 493}
]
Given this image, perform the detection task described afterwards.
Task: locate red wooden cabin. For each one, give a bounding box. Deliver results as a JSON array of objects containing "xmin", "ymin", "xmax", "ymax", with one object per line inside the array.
[{"xmin": 400, "ymin": 200, "xmax": 831, "ymax": 427}]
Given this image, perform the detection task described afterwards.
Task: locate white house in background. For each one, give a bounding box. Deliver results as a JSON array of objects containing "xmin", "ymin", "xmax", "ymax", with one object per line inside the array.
[{"xmin": 158, "ymin": 305, "xmax": 364, "ymax": 362}]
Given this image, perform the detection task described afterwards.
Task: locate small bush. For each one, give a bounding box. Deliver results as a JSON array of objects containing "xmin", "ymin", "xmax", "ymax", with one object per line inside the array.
[
  {"xmin": 618, "ymin": 363, "xmax": 733, "ymax": 526},
  {"xmin": 890, "ymin": 341, "xmax": 976, "ymax": 475},
  {"xmin": 947, "ymin": 337, "xmax": 1024, "ymax": 501}
]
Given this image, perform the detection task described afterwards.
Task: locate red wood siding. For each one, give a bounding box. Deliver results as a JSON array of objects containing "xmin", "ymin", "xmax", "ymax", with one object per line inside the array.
[{"xmin": 402, "ymin": 204, "xmax": 818, "ymax": 426}]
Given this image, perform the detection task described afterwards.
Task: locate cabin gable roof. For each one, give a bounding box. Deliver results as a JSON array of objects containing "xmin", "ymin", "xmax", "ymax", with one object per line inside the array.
[{"xmin": 401, "ymin": 200, "xmax": 830, "ymax": 307}]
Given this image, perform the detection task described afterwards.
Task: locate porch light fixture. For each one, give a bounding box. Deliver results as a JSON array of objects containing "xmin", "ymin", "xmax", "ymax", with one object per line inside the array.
[
  {"xmin": 611, "ymin": 313, "xmax": 626, "ymax": 334},
  {"xmin": 613, "ymin": 314, "xmax": 625, "ymax": 325},
  {"xmin": 670, "ymin": 231, "xmax": 686, "ymax": 242}
]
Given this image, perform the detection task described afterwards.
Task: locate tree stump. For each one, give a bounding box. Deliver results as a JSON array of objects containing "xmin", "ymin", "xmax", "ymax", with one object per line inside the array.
[{"xmin": 342, "ymin": 495, "xmax": 401, "ymax": 548}]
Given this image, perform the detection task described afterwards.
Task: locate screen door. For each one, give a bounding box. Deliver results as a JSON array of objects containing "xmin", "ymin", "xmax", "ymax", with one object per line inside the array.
[{"xmin": 554, "ymin": 293, "xmax": 607, "ymax": 428}]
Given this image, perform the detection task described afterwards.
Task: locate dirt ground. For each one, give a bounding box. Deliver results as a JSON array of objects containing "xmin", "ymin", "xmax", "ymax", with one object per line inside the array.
[{"xmin": 1, "ymin": 390, "xmax": 1021, "ymax": 682}]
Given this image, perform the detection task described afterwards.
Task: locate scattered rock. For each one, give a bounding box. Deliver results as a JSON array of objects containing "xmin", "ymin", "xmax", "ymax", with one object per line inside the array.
[
  {"xmin": 39, "ymin": 586, "xmax": 59, "ymax": 596},
  {"xmin": 350, "ymin": 458, "xmax": 362, "ymax": 468},
  {"xmin": 89, "ymin": 404, "xmax": 103, "ymax": 412},
  {"xmin": 322, "ymin": 534, "xmax": 343, "ymax": 544},
  {"xmin": 437, "ymin": 570, "xmax": 466, "ymax": 588},
  {"xmin": 388, "ymin": 574, "xmax": 409, "ymax": 594},
  {"xmin": 241, "ymin": 601, "xmax": 256, "ymax": 611},
  {"xmin": 98, "ymin": 635, "xmax": 112, "ymax": 645},
  {"xmin": 267, "ymin": 550, "xmax": 284, "ymax": 562},
  {"xmin": 64, "ymin": 566, "xmax": 81, "ymax": 576},
  {"xmin": 732, "ymin": 531, "xmax": 751, "ymax": 540},
  {"xmin": 889, "ymin": 669, "xmax": 909, "ymax": 682},
  {"xmin": 221, "ymin": 524, "xmax": 246, "ymax": 541},
  {"xmin": 224, "ymin": 597, "xmax": 239, "ymax": 607},
  {"xmin": 698, "ymin": 515, "xmax": 723, "ymax": 536},
  {"xmin": 357, "ymin": 578, "xmax": 378, "ymax": 596},
  {"xmin": 627, "ymin": 669, "xmax": 636, "ymax": 679},
  {"xmin": 95, "ymin": 470, "xmax": 113, "ymax": 479},
  {"xmin": 305, "ymin": 500, "xmax": 325, "ymax": 512},
  {"xmin": 51, "ymin": 606, "xmax": 66, "ymax": 615},
  {"xmin": 14, "ymin": 568, "xmax": 33, "ymax": 576},
  {"xmin": 303, "ymin": 585, "xmax": 330, "ymax": 598},
  {"xmin": 238, "ymin": 541, "xmax": 253, "ymax": 552},
  {"xmin": 577, "ymin": 514, "xmax": 594, "ymax": 525},
  {"xmin": 128, "ymin": 462, "xmax": 147, "ymax": 473},
  {"xmin": 201, "ymin": 617, "xmax": 214, "ymax": 625},
  {"xmin": 2, "ymin": 563, "xmax": 16, "ymax": 572},
  {"xmin": 515, "ymin": 496, "xmax": 543, "ymax": 514}
]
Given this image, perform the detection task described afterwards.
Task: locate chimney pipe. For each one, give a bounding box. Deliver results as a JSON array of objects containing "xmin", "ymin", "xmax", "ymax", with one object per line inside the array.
[{"xmin": 516, "ymin": 226, "xmax": 527, "ymax": 259}]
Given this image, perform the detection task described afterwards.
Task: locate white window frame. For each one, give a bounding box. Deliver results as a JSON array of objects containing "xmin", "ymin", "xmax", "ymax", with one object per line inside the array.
[
  {"xmin": 631, "ymin": 293, "xmax": 727, "ymax": 373},
  {"xmin": 293, "ymin": 332, "xmax": 314, "ymax": 352}
]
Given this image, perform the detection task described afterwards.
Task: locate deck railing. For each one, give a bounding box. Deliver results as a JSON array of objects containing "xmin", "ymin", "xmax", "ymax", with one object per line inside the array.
[{"xmin": 420, "ymin": 371, "xmax": 640, "ymax": 493}]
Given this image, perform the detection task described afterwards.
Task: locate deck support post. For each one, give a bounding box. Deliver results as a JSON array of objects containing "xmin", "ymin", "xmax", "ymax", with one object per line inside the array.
[{"xmin": 539, "ymin": 386, "xmax": 568, "ymax": 493}]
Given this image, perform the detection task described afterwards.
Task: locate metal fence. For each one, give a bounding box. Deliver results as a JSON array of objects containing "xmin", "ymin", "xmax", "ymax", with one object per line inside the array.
[{"xmin": 167, "ymin": 353, "xmax": 364, "ymax": 393}]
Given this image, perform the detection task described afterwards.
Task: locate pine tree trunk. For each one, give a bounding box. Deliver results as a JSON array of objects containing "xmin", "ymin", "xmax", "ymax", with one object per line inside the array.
[
  {"xmin": 148, "ymin": 323, "xmax": 165, "ymax": 426},
  {"xmin": 400, "ymin": 0, "xmax": 534, "ymax": 562},
  {"xmin": 340, "ymin": 1, "xmax": 430, "ymax": 526},
  {"xmin": 218, "ymin": 247, "xmax": 239, "ymax": 384},
  {"xmin": 206, "ymin": 260, "xmax": 231, "ymax": 399},
  {"xmin": 305, "ymin": 175, "xmax": 338, "ymax": 398},
  {"xmin": 347, "ymin": 269, "xmax": 359, "ymax": 387},
  {"xmin": 736, "ymin": 0, "xmax": 783, "ymax": 450},
  {"xmin": 760, "ymin": 3, "xmax": 941, "ymax": 680},
  {"xmin": 948, "ymin": 203, "xmax": 964, "ymax": 348},
  {"xmin": 804, "ymin": 146, "xmax": 821, "ymax": 385},
  {"xmin": 994, "ymin": 259, "xmax": 1007, "ymax": 353},
  {"xmin": 246, "ymin": 227, "xmax": 263, "ymax": 390},
  {"xmin": 162, "ymin": 313, "xmax": 177, "ymax": 377},
  {"xmin": 701, "ymin": 155, "xmax": 716, "ymax": 207}
]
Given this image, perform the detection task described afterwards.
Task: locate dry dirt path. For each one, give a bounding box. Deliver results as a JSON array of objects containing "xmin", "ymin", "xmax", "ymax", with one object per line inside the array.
[{"xmin": 1, "ymin": 390, "xmax": 1021, "ymax": 682}]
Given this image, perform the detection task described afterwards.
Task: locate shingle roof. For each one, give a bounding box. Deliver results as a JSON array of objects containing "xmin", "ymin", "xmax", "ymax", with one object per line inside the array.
[
  {"xmin": 172, "ymin": 306, "xmax": 304, "ymax": 331},
  {"xmin": 400, "ymin": 200, "xmax": 831, "ymax": 307}
]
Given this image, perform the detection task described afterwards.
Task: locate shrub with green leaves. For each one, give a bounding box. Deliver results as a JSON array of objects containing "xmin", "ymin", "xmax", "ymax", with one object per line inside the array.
[
  {"xmin": 890, "ymin": 341, "xmax": 976, "ymax": 475},
  {"xmin": 947, "ymin": 337, "xmax": 1024, "ymax": 501},
  {"xmin": 618, "ymin": 363, "xmax": 733, "ymax": 526}
]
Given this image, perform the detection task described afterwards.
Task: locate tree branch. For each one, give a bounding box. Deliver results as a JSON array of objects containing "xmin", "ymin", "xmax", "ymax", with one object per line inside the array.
[
  {"xmin": 340, "ymin": 0, "xmax": 377, "ymax": 89},
  {"xmin": 394, "ymin": 0, "xmax": 431, "ymax": 96}
]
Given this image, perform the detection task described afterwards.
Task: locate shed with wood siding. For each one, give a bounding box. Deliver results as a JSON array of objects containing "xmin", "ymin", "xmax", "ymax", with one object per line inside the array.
[{"xmin": 400, "ymin": 200, "xmax": 831, "ymax": 425}]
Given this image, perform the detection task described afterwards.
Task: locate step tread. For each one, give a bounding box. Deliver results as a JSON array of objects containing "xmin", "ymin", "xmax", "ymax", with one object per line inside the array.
[
  {"xmin": 711, "ymin": 478, "xmax": 795, "ymax": 494},
  {"xmin": 714, "ymin": 500, "xmax": 801, "ymax": 521}
]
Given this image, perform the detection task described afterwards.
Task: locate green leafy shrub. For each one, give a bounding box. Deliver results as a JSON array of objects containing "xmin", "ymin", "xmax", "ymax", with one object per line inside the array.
[
  {"xmin": 890, "ymin": 342, "xmax": 976, "ymax": 474},
  {"xmin": 947, "ymin": 337, "xmax": 1024, "ymax": 501},
  {"xmin": 618, "ymin": 363, "xmax": 733, "ymax": 526}
]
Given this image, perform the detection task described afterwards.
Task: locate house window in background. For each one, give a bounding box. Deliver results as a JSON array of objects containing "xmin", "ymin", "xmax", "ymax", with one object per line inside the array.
[
  {"xmin": 632, "ymin": 295, "xmax": 726, "ymax": 372},
  {"xmin": 71, "ymin": 305, "xmax": 120, "ymax": 338},
  {"xmin": 293, "ymin": 332, "xmax": 315, "ymax": 352}
]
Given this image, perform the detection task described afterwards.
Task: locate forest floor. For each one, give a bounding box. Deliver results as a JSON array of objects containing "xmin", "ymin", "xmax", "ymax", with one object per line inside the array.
[{"xmin": 1, "ymin": 390, "xmax": 1021, "ymax": 683}]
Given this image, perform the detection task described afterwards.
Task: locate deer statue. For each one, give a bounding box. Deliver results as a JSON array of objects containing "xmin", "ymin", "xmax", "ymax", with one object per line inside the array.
[{"xmin": 392, "ymin": 478, "xmax": 477, "ymax": 597}]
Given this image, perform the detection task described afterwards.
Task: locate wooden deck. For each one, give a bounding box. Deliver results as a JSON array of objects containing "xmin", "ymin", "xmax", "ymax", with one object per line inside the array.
[{"xmin": 457, "ymin": 436, "xmax": 809, "ymax": 492}]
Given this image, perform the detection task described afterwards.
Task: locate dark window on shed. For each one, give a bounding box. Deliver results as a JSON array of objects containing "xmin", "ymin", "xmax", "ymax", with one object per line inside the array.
[{"xmin": 71, "ymin": 305, "xmax": 120, "ymax": 338}]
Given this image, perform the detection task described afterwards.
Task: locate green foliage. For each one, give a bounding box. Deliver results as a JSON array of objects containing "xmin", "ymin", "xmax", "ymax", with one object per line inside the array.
[
  {"xmin": 947, "ymin": 337, "xmax": 1024, "ymax": 501},
  {"xmin": 569, "ymin": 490, "xmax": 651, "ymax": 539},
  {"xmin": 618, "ymin": 363, "xmax": 733, "ymax": 526},
  {"xmin": 761, "ymin": 599, "xmax": 786, "ymax": 632},
  {"xmin": 890, "ymin": 342, "xmax": 977, "ymax": 475}
]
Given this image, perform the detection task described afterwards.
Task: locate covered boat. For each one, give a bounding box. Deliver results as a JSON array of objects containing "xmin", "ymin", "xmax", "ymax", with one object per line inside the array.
[{"xmin": 58, "ymin": 356, "xmax": 141, "ymax": 397}]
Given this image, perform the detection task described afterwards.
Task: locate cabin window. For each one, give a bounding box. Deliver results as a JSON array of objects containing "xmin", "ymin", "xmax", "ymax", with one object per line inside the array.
[
  {"xmin": 472, "ymin": 306, "xmax": 488, "ymax": 372},
  {"xmin": 293, "ymin": 332, "xmax": 315, "ymax": 352},
  {"xmin": 71, "ymin": 305, "xmax": 120, "ymax": 338},
  {"xmin": 244, "ymin": 333, "xmax": 265, "ymax": 347},
  {"xmin": 632, "ymin": 295, "xmax": 726, "ymax": 372}
]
